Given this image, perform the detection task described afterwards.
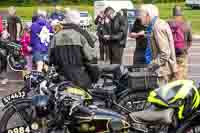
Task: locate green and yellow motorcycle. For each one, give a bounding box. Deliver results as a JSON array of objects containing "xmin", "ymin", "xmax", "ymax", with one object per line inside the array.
[{"xmin": 129, "ymin": 80, "xmax": 200, "ymax": 133}]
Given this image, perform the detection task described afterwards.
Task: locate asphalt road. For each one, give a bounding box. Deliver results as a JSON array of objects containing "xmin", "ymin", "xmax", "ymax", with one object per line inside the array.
[{"xmin": 0, "ymin": 39, "xmax": 199, "ymax": 129}]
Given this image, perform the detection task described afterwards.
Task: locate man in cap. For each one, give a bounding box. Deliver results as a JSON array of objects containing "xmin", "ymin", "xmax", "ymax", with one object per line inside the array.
[{"xmin": 49, "ymin": 9, "xmax": 97, "ymax": 89}]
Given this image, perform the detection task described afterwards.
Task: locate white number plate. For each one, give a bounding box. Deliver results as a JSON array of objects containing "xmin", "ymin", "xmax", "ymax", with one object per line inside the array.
[{"xmin": 2, "ymin": 91, "xmax": 27, "ymax": 105}]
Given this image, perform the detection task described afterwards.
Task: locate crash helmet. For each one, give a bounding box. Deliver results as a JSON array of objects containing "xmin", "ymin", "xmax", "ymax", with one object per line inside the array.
[{"xmin": 148, "ymin": 80, "xmax": 200, "ymax": 119}]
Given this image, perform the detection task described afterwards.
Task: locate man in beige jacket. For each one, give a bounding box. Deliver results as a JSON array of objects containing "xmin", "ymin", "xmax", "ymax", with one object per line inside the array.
[{"xmin": 138, "ymin": 4, "xmax": 177, "ymax": 85}]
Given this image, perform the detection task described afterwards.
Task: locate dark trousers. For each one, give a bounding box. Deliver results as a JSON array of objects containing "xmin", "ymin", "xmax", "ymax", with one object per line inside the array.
[
  {"xmin": 63, "ymin": 65, "xmax": 91, "ymax": 90},
  {"xmin": 99, "ymin": 39, "xmax": 109, "ymax": 61},
  {"xmin": 109, "ymin": 45, "xmax": 124, "ymax": 64},
  {"xmin": 133, "ymin": 49, "xmax": 146, "ymax": 65}
]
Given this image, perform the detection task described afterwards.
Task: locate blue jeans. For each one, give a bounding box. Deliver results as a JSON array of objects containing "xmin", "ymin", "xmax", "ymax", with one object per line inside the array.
[{"xmin": 33, "ymin": 52, "xmax": 48, "ymax": 63}]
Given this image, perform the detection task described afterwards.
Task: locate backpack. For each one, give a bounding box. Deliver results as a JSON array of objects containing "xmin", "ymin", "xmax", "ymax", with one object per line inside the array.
[{"xmin": 168, "ymin": 21, "xmax": 186, "ymax": 55}]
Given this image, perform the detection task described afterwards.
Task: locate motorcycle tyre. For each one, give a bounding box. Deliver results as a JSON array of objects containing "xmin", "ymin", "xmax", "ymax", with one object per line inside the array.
[
  {"xmin": 0, "ymin": 100, "xmax": 32, "ymax": 133},
  {"xmin": 0, "ymin": 99, "xmax": 71, "ymax": 133}
]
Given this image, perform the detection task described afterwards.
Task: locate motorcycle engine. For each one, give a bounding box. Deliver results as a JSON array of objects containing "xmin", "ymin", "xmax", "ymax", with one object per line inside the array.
[
  {"xmin": 77, "ymin": 122, "xmax": 95, "ymax": 133},
  {"xmin": 32, "ymin": 95, "xmax": 54, "ymax": 118}
]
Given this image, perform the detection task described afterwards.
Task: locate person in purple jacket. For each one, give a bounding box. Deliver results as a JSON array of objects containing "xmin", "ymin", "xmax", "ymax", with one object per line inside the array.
[{"xmin": 31, "ymin": 9, "xmax": 52, "ymax": 72}]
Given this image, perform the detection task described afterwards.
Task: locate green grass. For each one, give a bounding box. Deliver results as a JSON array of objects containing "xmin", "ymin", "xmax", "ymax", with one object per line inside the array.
[
  {"xmin": 0, "ymin": 3, "xmax": 199, "ymax": 33},
  {"xmin": 156, "ymin": 3, "xmax": 200, "ymax": 33}
]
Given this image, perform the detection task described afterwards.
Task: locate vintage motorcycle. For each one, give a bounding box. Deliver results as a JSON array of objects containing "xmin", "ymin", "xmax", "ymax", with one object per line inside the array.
[
  {"xmin": 1, "ymin": 63, "xmax": 158, "ymax": 114},
  {"xmin": 0, "ymin": 40, "xmax": 159, "ymax": 115},
  {"xmin": 0, "ymin": 68, "xmax": 131, "ymax": 133},
  {"xmin": 128, "ymin": 80, "xmax": 200, "ymax": 133},
  {"xmin": 0, "ymin": 40, "xmax": 27, "ymax": 73},
  {"xmin": 85, "ymin": 64, "xmax": 155, "ymax": 112}
]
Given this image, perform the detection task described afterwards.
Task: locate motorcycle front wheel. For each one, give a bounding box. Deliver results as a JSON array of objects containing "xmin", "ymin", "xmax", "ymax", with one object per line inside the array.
[{"xmin": 0, "ymin": 99, "xmax": 51, "ymax": 133}]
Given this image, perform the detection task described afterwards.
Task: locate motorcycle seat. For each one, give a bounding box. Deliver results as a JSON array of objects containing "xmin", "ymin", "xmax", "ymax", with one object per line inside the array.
[
  {"xmin": 88, "ymin": 64, "xmax": 121, "ymax": 73},
  {"xmin": 129, "ymin": 108, "xmax": 174, "ymax": 125}
]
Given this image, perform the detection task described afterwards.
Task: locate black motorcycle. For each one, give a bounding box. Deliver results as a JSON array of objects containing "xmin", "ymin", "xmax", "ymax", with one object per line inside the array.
[
  {"xmin": 0, "ymin": 68, "xmax": 131, "ymax": 133},
  {"xmin": 86, "ymin": 64, "xmax": 159, "ymax": 113},
  {"xmin": 0, "ymin": 40, "xmax": 26, "ymax": 73},
  {"xmin": 0, "ymin": 40, "xmax": 159, "ymax": 115},
  {"xmin": 1, "ymin": 63, "xmax": 157, "ymax": 115},
  {"xmin": 86, "ymin": 64, "xmax": 145, "ymax": 111}
]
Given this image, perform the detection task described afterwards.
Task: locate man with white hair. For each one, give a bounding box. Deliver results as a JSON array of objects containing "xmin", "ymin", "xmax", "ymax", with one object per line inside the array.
[
  {"xmin": 138, "ymin": 4, "xmax": 177, "ymax": 85},
  {"xmin": 30, "ymin": 9, "xmax": 52, "ymax": 72},
  {"xmin": 49, "ymin": 9, "xmax": 97, "ymax": 89}
]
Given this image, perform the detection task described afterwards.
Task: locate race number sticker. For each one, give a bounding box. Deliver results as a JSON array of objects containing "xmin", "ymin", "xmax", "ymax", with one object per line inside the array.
[{"xmin": 2, "ymin": 91, "xmax": 27, "ymax": 105}]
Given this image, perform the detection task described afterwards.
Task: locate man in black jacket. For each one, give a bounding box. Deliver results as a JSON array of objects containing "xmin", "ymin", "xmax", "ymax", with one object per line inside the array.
[
  {"xmin": 49, "ymin": 10, "xmax": 97, "ymax": 89},
  {"xmin": 129, "ymin": 18, "xmax": 147, "ymax": 64},
  {"xmin": 103, "ymin": 7, "xmax": 128, "ymax": 64}
]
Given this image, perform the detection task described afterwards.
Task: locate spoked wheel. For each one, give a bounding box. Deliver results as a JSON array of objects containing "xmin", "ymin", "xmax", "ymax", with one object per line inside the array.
[
  {"xmin": 0, "ymin": 100, "xmax": 49, "ymax": 133},
  {"xmin": 117, "ymin": 91, "xmax": 149, "ymax": 114}
]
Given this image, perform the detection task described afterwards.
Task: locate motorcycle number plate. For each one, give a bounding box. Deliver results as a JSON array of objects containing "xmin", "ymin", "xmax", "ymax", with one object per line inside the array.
[
  {"xmin": 5, "ymin": 126, "xmax": 30, "ymax": 133},
  {"xmin": 4, "ymin": 123, "xmax": 39, "ymax": 133},
  {"xmin": 2, "ymin": 90, "xmax": 27, "ymax": 105}
]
